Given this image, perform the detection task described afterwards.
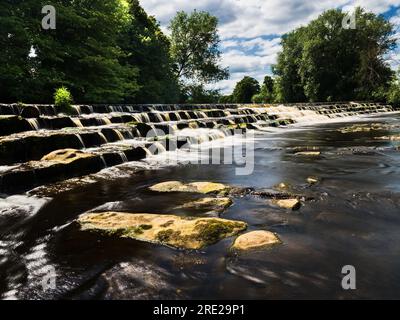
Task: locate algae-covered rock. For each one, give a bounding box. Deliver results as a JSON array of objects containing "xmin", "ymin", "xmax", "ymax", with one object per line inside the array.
[
  {"xmin": 78, "ymin": 212, "xmax": 247, "ymax": 250},
  {"xmin": 150, "ymin": 181, "xmax": 229, "ymax": 195},
  {"xmin": 175, "ymin": 197, "xmax": 233, "ymax": 215},
  {"xmin": 272, "ymin": 198, "xmax": 301, "ymax": 210},
  {"xmin": 232, "ymin": 230, "xmax": 281, "ymax": 251}
]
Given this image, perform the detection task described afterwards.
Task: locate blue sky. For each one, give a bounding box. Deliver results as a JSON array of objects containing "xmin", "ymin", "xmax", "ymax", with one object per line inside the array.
[{"xmin": 142, "ymin": 0, "xmax": 400, "ymax": 94}]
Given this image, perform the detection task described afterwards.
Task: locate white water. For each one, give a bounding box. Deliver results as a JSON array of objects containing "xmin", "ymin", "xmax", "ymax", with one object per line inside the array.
[{"xmin": 0, "ymin": 195, "xmax": 50, "ymax": 218}]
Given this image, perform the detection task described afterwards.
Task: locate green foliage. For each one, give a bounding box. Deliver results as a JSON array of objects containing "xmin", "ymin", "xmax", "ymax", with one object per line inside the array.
[
  {"xmin": 1, "ymin": 0, "xmax": 140, "ymax": 103},
  {"xmin": 54, "ymin": 87, "xmax": 73, "ymax": 113},
  {"xmin": 273, "ymin": 8, "xmax": 395, "ymax": 102},
  {"xmin": 231, "ymin": 77, "xmax": 260, "ymax": 103},
  {"xmin": 181, "ymin": 84, "xmax": 221, "ymax": 103},
  {"xmin": 387, "ymin": 71, "xmax": 400, "ymax": 107},
  {"xmin": 120, "ymin": 0, "xmax": 179, "ymax": 103},
  {"xmin": 252, "ymin": 75, "xmax": 276, "ymax": 103},
  {"xmin": 219, "ymin": 95, "xmax": 233, "ymax": 104},
  {"xmin": 169, "ymin": 10, "xmax": 229, "ymax": 84},
  {"xmin": 0, "ymin": 1, "xmax": 36, "ymax": 102}
]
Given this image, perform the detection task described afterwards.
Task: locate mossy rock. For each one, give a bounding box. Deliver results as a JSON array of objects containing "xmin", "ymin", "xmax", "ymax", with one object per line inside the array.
[
  {"xmin": 78, "ymin": 212, "xmax": 247, "ymax": 250},
  {"xmin": 149, "ymin": 181, "xmax": 230, "ymax": 195}
]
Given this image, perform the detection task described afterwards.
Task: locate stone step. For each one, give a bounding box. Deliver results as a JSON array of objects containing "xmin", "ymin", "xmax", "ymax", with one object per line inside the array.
[
  {"xmin": 0, "ymin": 102, "xmax": 395, "ymax": 196},
  {"xmin": 0, "ymin": 108, "xmax": 273, "ymax": 136},
  {"xmin": 0, "ymin": 103, "xmax": 241, "ymax": 117}
]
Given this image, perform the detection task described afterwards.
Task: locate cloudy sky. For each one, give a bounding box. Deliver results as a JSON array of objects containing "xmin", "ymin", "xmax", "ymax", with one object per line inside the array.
[{"xmin": 141, "ymin": 0, "xmax": 400, "ymax": 94}]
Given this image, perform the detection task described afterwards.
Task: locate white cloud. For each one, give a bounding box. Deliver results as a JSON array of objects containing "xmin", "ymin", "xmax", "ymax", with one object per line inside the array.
[{"xmin": 141, "ymin": 0, "xmax": 400, "ymax": 93}]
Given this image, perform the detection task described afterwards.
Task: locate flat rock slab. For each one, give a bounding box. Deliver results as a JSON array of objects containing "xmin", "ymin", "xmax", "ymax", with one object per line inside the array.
[
  {"xmin": 41, "ymin": 148, "xmax": 95, "ymax": 163},
  {"xmin": 232, "ymin": 230, "xmax": 281, "ymax": 251},
  {"xmin": 175, "ymin": 197, "xmax": 233, "ymax": 215},
  {"xmin": 78, "ymin": 212, "xmax": 247, "ymax": 250},
  {"xmin": 149, "ymin": 181, "xmax": 229, "ymax": 194}
]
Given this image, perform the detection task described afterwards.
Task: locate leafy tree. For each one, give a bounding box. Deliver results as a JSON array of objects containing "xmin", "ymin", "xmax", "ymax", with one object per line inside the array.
[
  {"xmin": 387, "ymin": 70, "xmax": 400, "ymax": 107},
  {"xmin": 231, "ymin": 77, "xmax": 260, "ymax": 103},
  {"xmin": 120, "ymin": 0, "xmax": 179, "ymax": 103},
  {"xmin": 3, "ymin": 0, "xmax": 139, "ymax": 103},
  {"xmin": 273, "ymin": 28, "xmax": 307, "ymax": 102},
  {"xmin": 274, "ymin": 8, "xmax": 395, "ymax": 102},
  {"xmin": 169, "ymin": 10, "xmax": 228, "ymax": 85},
  {"xmin": 252, "ymin": 75, "xmax": 275, "ymax": 103},
  {"xmin": 219, "ymin": 95, "xmax": 233, "ymax": 104},
  {"xmin": 0, "ymin": 1, "xmax": 37, "ymax": 102},
  {"xmin": 181, "ymin": 84, "xmax": 221, "ymax": 103}
]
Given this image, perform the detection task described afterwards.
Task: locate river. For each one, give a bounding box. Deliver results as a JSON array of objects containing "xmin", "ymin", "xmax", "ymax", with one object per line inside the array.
[{"xmin": 1, "ymin": 112, "xmax": 400, "ymax": 299}]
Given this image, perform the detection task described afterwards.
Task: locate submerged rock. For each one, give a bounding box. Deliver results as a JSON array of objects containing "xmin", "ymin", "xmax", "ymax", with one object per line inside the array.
[
  {"xmin": 272, "ymin": 198, "xmax": 301, "ymax": 210},
  {"xmin": 78, "ymin": 212, "xmax": 247, "ymax": 250},
  {"xmin": 175, "ymin": 197, "xmax": 233, "ymax": 215},
  {"xmin": 306, "ymin": 176, "xmax": 319, "ymax": 184},
  {"xmin": 295, "ymin": 151, "xmax": 321, "ymax": 157},
  {"xmin": 150, "ymin": 181, "xmax": 229, "ymax": 195},
  {"xmin": 232, "ymin": 230, "xmax": 281, "ymax": 251}
]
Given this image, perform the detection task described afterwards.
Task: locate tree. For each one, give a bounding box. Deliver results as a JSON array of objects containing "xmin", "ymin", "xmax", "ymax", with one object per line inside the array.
[
  {"xmin": 387, "ymin": 70, "xmax": 400, "ymax": 107},
  {"xmin": 0, "ymin": 0, "xmax": 37, "ymax": 102},
  {"xmin": 181, "ymin": 84, "xmax": 221, "ymax": 104},
  {"xmin": 273, "ymin": 28, "xmax": 307, "ymax": 103},
  {"xmin": 169, "ymin": 10, "xmax": 228, "ymax": 85},
  {"xmin": 0, "ymin": 0, "xmax": 140, "ymax": 103},
  {"xmin": 231, "ymin": 77, "xmax": 260, "ymax": 103},
  {"xmin": 252, "ymin": 75, "xmax": 275, "ymax": 103},
  {"xmin": 273, "ymin": 8, "xmax": 396, "ymax": 102},
  {"xmin": 120, "ymin": 0, "xmax": 179, "ymax": 103},
  {"xmin": 33, "ymin": 0, "xmax": 139, "ymax": 103}
]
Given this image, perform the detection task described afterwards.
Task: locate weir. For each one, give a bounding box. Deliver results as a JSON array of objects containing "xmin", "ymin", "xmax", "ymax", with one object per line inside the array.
[{"xmin": 0, "ymin": 102, "xmax": 396, "ymax": 194}]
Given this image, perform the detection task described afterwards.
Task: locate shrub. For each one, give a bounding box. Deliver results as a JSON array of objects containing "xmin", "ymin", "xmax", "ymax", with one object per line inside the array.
[
  {"xmin": 252, "ymin": 94, "xmax": 264, "ymax": 104},
  {"xmin": 54, "ymin": 87, "xmax": 73, "ymax": 114}
]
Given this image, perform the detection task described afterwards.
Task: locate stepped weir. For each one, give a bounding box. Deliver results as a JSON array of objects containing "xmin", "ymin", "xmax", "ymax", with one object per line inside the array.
[{"xmin": 0, "ymin": 102, "xmax": 396, "ymax": 194}]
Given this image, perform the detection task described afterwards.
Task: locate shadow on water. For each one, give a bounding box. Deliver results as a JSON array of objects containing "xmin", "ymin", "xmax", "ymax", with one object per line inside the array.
[{"xmin": 1, "ymin": 114, "xmax": 400, "ymax": 299}]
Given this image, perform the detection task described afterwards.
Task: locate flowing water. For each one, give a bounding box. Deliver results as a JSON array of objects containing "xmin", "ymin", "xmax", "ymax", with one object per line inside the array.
[{"xmin": 1, "ymin": 112, "xmax": 400, "ymax": 300}]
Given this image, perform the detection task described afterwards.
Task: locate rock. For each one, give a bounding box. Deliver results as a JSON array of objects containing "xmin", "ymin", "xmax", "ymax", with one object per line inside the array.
[
  {"xmin": 232, "ymin": 230, "xmax": 281, "ymax": 251},
  {"xmin": 175, "ymin": 197, "xmax": 233, "ymax": 215},
  {"xmin": 150, "ymin": 181, "xmax": 229, "ymax": 195},
  {"xmin": 306, "ymin": 176, "xmax": 318, "ymax": 184},
  {"xmin": 20, "ymin": 106, "xmax": 40, "ymax": 118},
  {"xmin": 272, "ymin": 198, "xmax": 301, "ymax": 210},
  {"xmin": 0, "ymin": 116, "xmax": 32, "ymax": 136},
  {"xmin": 41, "ymin": 149, "xmax": 94, "ymax": 163},
  {"xmin": 274, "ymin": 182, "xmax": 290, "ymax": 191},
  {"xmin": 375, "ymin": 135, "xmax": 400, "ymax": 141},
  {"xmin": 78, "ymin": 212, "xmax": 247, "ymax": 250},
  {"xmin": 295, "ymin": 151, "xmax": 321, "ymax": 156}
]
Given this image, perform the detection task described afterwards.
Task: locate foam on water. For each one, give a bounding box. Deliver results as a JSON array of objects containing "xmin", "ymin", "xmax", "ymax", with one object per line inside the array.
[{"xmin": 0, "ymin": 195, "xmax": 50, "ymax": 218}]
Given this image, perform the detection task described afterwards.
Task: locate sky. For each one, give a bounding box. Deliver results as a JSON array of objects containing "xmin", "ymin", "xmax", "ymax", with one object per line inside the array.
[{"xmin": 141, "ymin": 0, "xmax": 400, "ymax": 94}]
